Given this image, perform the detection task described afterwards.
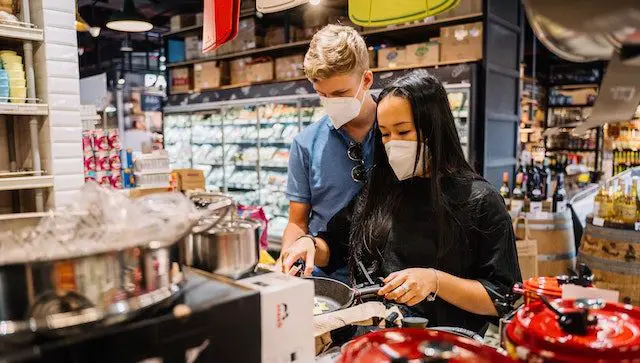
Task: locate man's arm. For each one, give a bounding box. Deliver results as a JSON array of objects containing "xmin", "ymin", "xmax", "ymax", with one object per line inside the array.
[{"xmin": 281, "ymin": 201, "xmax": 311, "ymax": 252}]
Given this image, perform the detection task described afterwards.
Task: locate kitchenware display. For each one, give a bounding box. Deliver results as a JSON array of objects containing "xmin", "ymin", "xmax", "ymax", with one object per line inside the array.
[
  {"xmin": 0, "ymin": 183, "xmax": 224, "ymax": 341},
  {"xmin": 179, "ymin": 191, "xmax": 261, "ymax": 279},
  {"xmin": 339, "ymin": 328, "xmax": 513, "ymax": 363},
  {"xmin": 504, "ymin": 298, "xmax": 640, "ymax": 362},
  {"xmin": 512, "ymin": 264, "xmax": 594, "ymax": 305}
]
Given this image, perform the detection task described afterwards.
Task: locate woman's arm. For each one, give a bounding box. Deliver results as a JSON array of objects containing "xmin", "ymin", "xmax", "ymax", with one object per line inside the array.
[{"xmin": 378, "ymin": 268, "xmax": 498, "ymax": 316}]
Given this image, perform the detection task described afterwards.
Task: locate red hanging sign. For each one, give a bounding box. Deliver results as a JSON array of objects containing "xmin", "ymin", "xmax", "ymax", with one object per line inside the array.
[{"xmin": 202, "ymin": 0, "xmax": 240, "ymax": 53}]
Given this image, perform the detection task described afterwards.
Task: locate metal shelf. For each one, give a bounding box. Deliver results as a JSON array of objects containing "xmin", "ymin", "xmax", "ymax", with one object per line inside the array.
[
  {"xmin": 0, "ymin": 174, "xmax": 53, "ymax": 191},
  {"xmin": 0, "ymin": 102, "xmax": 48, "ymax": 115},
  {"xmin": 0, "ymin": 21, "xmax": 44, "ymax": 42}
]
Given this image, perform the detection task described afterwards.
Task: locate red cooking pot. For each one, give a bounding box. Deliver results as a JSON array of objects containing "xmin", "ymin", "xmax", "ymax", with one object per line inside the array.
[
  {"xmin": 514, "ymin": 265, "xmax": 594, "ymax": 305},
  {"xmin": 339, "ymin": 328, "xmax": 513, "ymax": 363},
  {"xmin": 505, "ymin": 298, "xmax": 640, "ymax": 362}
]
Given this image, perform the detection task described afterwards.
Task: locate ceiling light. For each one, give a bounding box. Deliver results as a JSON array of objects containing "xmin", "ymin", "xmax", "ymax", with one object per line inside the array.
[
  {"xmin": 310, "ymin": 0, "xmax": 321, "ymax": 5},
  {"xmin": 106, "ymin": 0, "xmax": 153, "ymax": 33},
  {"xmin": 120, "ymin": 39, "xmax": 133, "ymax": 52},
  {"xmin": 89, "ymin": 26, "xmax": 101, "ymax": 38}
]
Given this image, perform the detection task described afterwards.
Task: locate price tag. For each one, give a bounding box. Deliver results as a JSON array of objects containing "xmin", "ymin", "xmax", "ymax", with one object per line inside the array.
[
  {"xmin": 636, "ymin": 222, "xmax": 640, "ymax": 232},
  {"xmin": 593, "ymin": 217, "xmax": 605, "ymax": 227}
]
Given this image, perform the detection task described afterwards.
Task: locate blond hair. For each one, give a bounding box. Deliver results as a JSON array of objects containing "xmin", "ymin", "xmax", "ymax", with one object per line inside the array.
[{"xmin": 304, "ymin": 24, "xmax": 369, "ymax": 81}]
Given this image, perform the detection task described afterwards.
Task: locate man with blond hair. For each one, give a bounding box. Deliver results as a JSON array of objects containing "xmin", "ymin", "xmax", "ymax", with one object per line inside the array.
[{"xmin": 278, "ymin": 25, "xmax": 377, "ymax": 282}]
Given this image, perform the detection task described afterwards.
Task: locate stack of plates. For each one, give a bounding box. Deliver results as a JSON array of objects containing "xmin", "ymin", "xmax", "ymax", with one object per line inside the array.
[{"xmin": 0, "ymin": 50, "xmax": 26, "ymax": 103}]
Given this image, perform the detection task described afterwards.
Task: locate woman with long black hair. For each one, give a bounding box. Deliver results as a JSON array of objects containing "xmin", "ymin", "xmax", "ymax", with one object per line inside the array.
[{"xmin": 280, "ymin": 70, "xmax": 521, "ymax": 332}]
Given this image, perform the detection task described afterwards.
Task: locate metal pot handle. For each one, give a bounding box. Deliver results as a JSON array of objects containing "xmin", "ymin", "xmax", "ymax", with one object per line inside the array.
[{"xmin": 189, "ymin": 193, "xmax": 235, "ymax": 234}]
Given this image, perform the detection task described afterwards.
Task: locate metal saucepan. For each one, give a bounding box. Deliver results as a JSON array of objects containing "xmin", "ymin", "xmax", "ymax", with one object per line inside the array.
[
  {"xmin": 309, "ymin": 276, "xmax": 382, "ymax": 315},
  {"xmin": 0, "ymin": 194, "xmax": 231, "ymax": 342},
  {"xmin": 0, "ymin": 239, "xmax": 182, "ymax": 342},
  {"xmin": 179, "ymin": 192, "xmax": 262, "ymax": 280}
]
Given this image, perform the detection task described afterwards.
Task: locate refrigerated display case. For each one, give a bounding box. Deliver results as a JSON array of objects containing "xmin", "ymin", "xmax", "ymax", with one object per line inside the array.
[{"xmin": 164, "ymin": 83, "xmax": 473, "ymax": 247}]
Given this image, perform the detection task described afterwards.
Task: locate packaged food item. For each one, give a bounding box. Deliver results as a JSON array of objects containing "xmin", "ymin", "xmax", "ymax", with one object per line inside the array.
[
  {"xmin": 110, "ymin": 172, "xmax": 123, "ymax": 189},
  {"xmin": 92, "ymin": 130, "xmax": 110, "ymax": 152},
  {"xmin": 109, "ymin": 151, "xmax": 122, "ymax": 171},
  {"xmin": 96, "ymin": 171, "xmax": 111, "ymax": 186},
  {"xmin": 108, "ymin": 129, "xmax": 121, "ymax": 150},
  {"xmin": 82, "ymin": 131, "xmax": 93, "ymax": 156},
  {"xmin": 125, "ymin": 148, "xmax": 134, "ymax": 169},
  {"xmin": 123, "ymin": 168, "xmax": 136, "ymax": 188},
  {"xmin": 95, "ymin": 152, "xmax": 111, "ymax": 172},
  {"xmin": 84, "ymin": 171, "xmax": 96, "ymax": 183},
  {"xmin": 84, "ymin": 155, "xmax": 96, "ymax": 173},
  {"xmin": 378, "ymin": 46, "xmax": 407, "ymax": 68}
]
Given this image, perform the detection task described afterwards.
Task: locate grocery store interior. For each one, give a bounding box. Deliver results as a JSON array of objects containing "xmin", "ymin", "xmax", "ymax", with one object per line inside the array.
[{"xmin": 0, "ymin": 0, "xmax": 639, "ymax": 362}]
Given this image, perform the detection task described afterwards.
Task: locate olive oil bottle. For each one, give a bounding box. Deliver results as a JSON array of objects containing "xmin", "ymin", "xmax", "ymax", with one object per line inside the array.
[
  {"xmin": 613, "ymin": 181, "xmax": 626, "ymax": 223},
  {"xmin": 621, "ymin": 182, "xmax": 638, "ymax": 224}
]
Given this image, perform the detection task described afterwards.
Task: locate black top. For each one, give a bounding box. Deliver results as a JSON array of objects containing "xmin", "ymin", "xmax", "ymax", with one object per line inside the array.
[{"xmin": 317, "ymin": 177, "xmax": 521, "ymax": 333}]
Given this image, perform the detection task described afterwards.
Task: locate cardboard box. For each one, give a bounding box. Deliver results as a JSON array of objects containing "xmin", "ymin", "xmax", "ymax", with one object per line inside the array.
[
  {"xmin": 248, "ymin": 60, "xmax": 274, "ymax": 82},
  {"xmin": 406, "ymin": 42, "xmax": 440, "ymax": 66},
  {"xmin": 194, "ymin": 61, "xmax": 222, "ymax": 91},
  {"xmin": 436, "ymin": 0, "xmax": 482, "ymax": 19},
  {"xmin": 195, "ymin": 12, "xmax": 204, "ymax": 26},
  {"xmin": 275, "ymin": 55, "xmax": 304, "ymax": 80},
  {"xmin": 378, "ymin": 46, "xmax": 407, "ymax": 68},
  {"xmin": 170, "ymin": 14, "xmax": 196, "ymax": 31},
  {"xmin": 185, "ymin": 35, "xmax": 201, "ymax": 60},
  {"xmin": 170, "ymin": 67, "xmax": 191, "ymax": 94},
  {"xmin": 167, "ymin": 39, "xmax": 185, "ymax": 63},
  {"xmin": 217, "ymin": 18, "xmax": 264, "ymax": 54},
  {"xmin": 440, "ymin": 22, "xmax": 483, "ymax": 62},
  {"xmin": 368, "ymin": 48, "xmax": 377, "ymax": 68},
  {"xmin": 172, "ymin": 169, "xmax": 205, "ymax": 191},
  {"xmin": 230, "ymin": 57, "xmax": 252, "ymax": 84}
]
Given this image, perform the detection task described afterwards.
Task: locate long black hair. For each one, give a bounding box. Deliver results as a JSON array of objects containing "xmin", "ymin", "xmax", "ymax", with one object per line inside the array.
[{"xmin": 348, "ymin": 70, "xmax": 483, "ymax": 280}]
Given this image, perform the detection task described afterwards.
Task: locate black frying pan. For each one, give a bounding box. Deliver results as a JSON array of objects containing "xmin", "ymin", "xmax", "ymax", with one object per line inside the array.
[{"xmin": 309, "ymin": 276, "xmax": 381, "ymax": 315}]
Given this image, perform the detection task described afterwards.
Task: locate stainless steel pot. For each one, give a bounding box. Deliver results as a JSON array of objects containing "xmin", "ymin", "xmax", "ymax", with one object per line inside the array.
[
  {"xmin": 0, "ymin": 239, "xmax": 182, "ymax": 341},
  {"xmin": 180, "ymin": 192, "xmax": 261, "ymax": 279},
  {"xmin": 0, "ymin": 194, "xmax": 232, "ymax": 342}
]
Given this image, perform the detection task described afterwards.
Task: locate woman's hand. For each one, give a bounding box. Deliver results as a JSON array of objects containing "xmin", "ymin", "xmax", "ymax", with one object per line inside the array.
[
  {"xmin": 277, "ymin": 236, "xmax": 316, "ymax": 277},
  {"xmin": 378, "ymin": 268, "xmax": 437, "ymax": 306}
]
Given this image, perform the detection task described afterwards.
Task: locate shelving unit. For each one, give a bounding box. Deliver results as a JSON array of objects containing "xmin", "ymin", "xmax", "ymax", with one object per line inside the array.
[
  {"xmin": 164, "ymin": 13, "xmax": 483, "ymax": 69},
  {"xmin": 0, "ymin": 1, "xmax": 50, "ymax": 216},
  {"xmin": 0, "ymin": 1, "xmax": 84, "ymax": 223}
]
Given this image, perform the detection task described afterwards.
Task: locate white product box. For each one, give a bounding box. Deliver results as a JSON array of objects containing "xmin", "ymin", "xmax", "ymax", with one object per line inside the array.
[{"xmin": 237, "ymin": 272, "xmax": 315, "ymax": 363}]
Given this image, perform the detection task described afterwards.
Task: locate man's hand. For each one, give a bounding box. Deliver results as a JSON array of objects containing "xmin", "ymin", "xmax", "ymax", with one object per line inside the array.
[{"xmin": 278, "ymin": 236, "xmax": 316, "ymax": 276}]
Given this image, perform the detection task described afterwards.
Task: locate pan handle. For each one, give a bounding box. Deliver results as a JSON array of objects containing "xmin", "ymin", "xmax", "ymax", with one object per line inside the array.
[{"xmin": 356, "ymin": 285, "xmax": 381, "ymax": 300}]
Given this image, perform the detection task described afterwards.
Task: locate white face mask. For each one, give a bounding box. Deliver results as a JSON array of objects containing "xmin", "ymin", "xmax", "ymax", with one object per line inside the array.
[
  {"xmin": 384, "ymin": 140, "xmax": 427, "ymax": 181},
  {"xmin": 320, "ymin": 75, "xmax": 366, "ymax": 129}
]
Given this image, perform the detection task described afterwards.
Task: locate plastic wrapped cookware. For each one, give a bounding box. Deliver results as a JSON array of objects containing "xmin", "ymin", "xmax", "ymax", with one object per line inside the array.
[
  {"xmin": 504, "ymin": 298, "xmax": 640, "ymax": 362},
  {"xmin": 339, "ymin": 328, "xmax": 513, "ymax": 363}
]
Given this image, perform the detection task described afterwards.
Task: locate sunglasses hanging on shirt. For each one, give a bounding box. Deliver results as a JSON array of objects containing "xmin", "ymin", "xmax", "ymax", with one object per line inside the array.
[{"xmin": 348, "ymin": 142, "xmax": 368, "ymax": 183}]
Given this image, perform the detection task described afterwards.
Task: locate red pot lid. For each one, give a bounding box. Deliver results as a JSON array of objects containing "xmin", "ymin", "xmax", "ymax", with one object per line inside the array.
[
  {"xmin": 339, "ymin": 328, "xmax": 512, "ymax": 363},
  {"xmin": 522, "ymin": 276, "xmax": 563, "ymax": 298},
  {"xmin": 506, "ymin": 299, "xmax": 640, "ymax": 362}
]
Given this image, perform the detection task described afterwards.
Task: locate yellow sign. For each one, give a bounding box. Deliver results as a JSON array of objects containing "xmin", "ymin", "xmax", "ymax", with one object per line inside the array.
[{"xmin": 349, "ymin": 0, "xmax": 460, "ymax": 27}]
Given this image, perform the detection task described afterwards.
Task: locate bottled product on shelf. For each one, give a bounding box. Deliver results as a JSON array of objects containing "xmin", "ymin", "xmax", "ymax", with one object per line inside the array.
[
  {"xmin": 545, "ymin": 129, "xmax": 597, "ymax": 150},
  {"xmin": 592, "ymin": 178, "xmax": 639, "ymax": 226},
  {"xmin": 613, "ymin": 150, "xmax": 640, "ymax": 174},
  {"xmin": 510, "ymin": 173, "xmax": 525, "ymax": 213},
  {"xmin": 552, "ymin": 173, "xmax": 566, "ymax": 213},
  {"xmin": 499, "ymin": 172, "xmax": 510, "ymax": 208}
]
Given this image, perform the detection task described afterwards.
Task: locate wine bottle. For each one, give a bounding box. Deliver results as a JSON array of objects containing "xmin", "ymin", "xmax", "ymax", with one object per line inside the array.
[
  {"xmin": 511, "ymin": 173, "xmax": 524, "ymax": 213},
  {"xmin": 499, "ymin": 172, "xmax": 511, "ymax": 209},
  {"xmin": 552, "ymin": 173, "xmax": 567, "ymax": 213},
  {"xmin": 529, "ymin": 172, "xmax": 544, "ymax": 214}
]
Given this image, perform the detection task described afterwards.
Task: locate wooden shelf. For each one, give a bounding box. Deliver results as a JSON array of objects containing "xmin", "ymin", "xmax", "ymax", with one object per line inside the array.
[
  {"xmin": 545, "ymin": 148, "xmax": 597, "ymax": 153},
  {"xmin": 0, "ymin": 21, "xmax": 43, "ymax": 42},
  {"xmin": 166, "ymin": 13, "xmax": 483, "ymax": 68},
  {"xmin": 170, "ymin": 59, "xmax": 481, "ymax": 95},
  {"xmin": 0, "ymin": 174, "xmax": 53, "ymax": 191},
  {"xmin": 0, "ymin": 102, "xmax": 48, "ymax": 115},
  {"xmin": 162, "ymin": 10, "xmax": 257, "ymax": 38},
  {"xmin": 548, "ymin": 104, "xmax": 593, "ymax": 109}
]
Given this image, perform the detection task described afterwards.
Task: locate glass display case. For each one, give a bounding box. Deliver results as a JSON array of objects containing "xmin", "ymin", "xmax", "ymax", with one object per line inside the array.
[{"xmin": 164, "ymin": 86, "xmax": 473, "ymax": 247}]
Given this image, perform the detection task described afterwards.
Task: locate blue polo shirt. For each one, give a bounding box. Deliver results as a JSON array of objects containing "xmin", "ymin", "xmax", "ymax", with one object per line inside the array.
[{"xmin": 286, "ymin": 115, "xmax": 375, "ymax": 235}]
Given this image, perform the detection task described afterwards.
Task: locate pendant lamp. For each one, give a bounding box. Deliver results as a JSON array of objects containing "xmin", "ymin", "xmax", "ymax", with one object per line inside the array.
[{"xmin": 106, "ymin": 0, "xmax": 153, "ymax": 33}]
